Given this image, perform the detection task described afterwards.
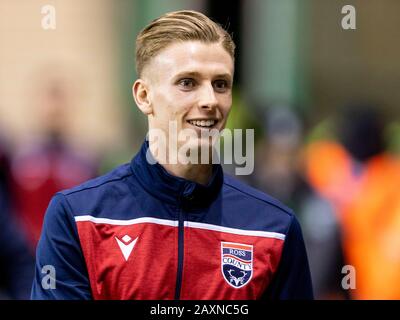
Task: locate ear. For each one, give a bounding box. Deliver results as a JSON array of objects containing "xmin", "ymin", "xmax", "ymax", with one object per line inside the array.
[{"xmin": 132, "ymin": 79, "xmax": 152, "ymax": 115}]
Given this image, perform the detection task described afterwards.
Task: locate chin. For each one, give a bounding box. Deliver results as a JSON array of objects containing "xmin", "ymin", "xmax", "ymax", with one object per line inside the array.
[{"xmin": 177, "ymin": 137, "xmax": 216, "ymax": 165}]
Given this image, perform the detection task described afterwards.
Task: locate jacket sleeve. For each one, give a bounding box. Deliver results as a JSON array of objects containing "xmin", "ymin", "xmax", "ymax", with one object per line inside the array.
[
  {"xmin": 262, "ymin": 215, "xmax": 314, "ymax": 300},
  {"xmin": 31, "ymin": 193, "xmax": 92, "ymax": 299}
]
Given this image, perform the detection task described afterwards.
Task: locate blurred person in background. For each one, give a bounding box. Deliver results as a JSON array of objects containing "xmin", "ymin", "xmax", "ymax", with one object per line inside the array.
[
  {"xmin": 9, "ymin": 74, "xmax": 98, "ymax": 252},
  {"xmin": 0, "ymin": 137, "xmax": 34, "ymax": 299},
  {"xmin": 252, "ymin": 106, "xmax": 303, "ymax": 207},
  {"xmin": 304, "ymin": 105, "xmax": 400, "ymax": 299},
  {"xmin": 252, "ymin": 105, "xmax": 348, "ymax": 299}
]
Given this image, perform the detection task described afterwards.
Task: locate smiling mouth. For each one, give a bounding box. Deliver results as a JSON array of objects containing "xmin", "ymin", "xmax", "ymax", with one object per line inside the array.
[{"xmin": 187, "ymin": 119, "xmax": 218, "ymax": 128}]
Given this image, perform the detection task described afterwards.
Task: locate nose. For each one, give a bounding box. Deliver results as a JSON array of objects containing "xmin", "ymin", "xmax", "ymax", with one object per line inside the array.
[{"xmin": 198, "ymin": 83, "xmax": 218, "ymax": 110}]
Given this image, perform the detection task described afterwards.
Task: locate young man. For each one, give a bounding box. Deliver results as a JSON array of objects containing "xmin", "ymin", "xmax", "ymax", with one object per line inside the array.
[{"xmin": 31, "ymin": 10, "xmax": 313, "ymax": 300}]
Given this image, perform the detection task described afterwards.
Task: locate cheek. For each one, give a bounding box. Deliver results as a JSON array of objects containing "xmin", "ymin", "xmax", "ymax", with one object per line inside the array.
[
  {"xmin": 166, "ymin": 90, "xmax": 196, "ymax": 115},
  {"xmin": 219, "ymin": 96, "xmax": 232, "ymax": 116},
  {"xmin": 153, "ymin": 90, "xmax": 192, "ymax": 120}
]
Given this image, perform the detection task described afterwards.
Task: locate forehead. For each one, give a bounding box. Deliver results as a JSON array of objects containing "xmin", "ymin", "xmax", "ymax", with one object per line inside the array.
[{"xmin": 144, "ymin": 41, "xmax": 234, "ymax": 80}]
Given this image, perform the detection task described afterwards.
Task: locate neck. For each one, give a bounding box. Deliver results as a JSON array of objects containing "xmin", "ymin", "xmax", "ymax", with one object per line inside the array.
[
  {"xmin": 162, "ymin": 162, "xmax": 213, "ymax": 186},
  {"xmin": 149, "ymin": 142, "xmax": 213, "ymax": 185}
]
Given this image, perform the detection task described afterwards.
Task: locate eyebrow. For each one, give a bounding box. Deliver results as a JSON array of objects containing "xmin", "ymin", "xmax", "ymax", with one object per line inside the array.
[{"xmin": 172, "ymin": 71, "xmax": 232, "ymax": 81}]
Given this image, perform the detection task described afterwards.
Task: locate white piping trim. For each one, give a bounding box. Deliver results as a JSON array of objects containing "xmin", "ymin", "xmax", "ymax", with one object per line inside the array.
[
  {"xmin": 186, "ymin": 221, "xmax": 286, "ymax": 240},
  {"xmin": 74, "ymin": 215, "xmax": 285, "ymax": 240},
  {"xmin": 74, "ymin": 215, "xmax": 178, "ymax": 227}
]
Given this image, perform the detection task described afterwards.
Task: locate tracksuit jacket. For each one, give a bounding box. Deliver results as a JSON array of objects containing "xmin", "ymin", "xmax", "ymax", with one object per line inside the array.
[{"xmin": 31, "ymin": 141, "xmax": 313, "ymax": 300}]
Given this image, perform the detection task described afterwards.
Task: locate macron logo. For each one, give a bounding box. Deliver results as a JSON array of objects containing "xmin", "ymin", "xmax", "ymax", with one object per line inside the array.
[{"xmin": 115, "ymin": 235, "xmax": 138, "ymax": 261}]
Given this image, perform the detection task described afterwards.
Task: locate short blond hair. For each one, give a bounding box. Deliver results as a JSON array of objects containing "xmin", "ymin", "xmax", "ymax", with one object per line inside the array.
[{"xmin": 135, "ymin": 10, "xmax": 235, "ymax": 76}]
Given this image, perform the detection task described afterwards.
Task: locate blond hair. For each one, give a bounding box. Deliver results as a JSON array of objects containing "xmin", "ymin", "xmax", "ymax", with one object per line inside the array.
[{"xmin": 135, "ymin": 10, "xmax": 235, "ymax": 76}]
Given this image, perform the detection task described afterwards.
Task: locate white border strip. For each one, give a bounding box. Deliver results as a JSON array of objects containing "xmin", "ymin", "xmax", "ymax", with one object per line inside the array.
[
  {"xmin": 74, "ymin": 215, "xmax": 178, "ymax": 227},
  {"xmin": 187, "ymin": 221, "xmax": 285, "ymax": 240},
  {"xmin": 74, "ymin": 215, "xmax": 285, "ymax": 240}
]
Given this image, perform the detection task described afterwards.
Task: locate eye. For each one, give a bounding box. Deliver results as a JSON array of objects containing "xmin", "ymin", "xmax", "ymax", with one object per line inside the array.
[
  {"xmin": 178, "ymin": 78, "xmax": 196, "ymax": 90},
  {"xmin": 213, "ymin": 79, "xmax": 230, "ymax": 93}
]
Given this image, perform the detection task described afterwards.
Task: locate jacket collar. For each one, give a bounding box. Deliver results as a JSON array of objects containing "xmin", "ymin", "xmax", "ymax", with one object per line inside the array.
[{"xmin": 130, "ymin": 140, "xmax": 223, "ymax": 209}]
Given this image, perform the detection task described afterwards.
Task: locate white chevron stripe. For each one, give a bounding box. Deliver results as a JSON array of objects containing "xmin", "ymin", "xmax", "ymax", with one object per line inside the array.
[
  {"xmin": 74, "ymin": 215, "xmax": 178, "ymax": 227},
  {"xmin": 74, "ymin": 215, "xmax": 285, "ymax": 240},
  {"xmin": 186, "ymin": 221, "xmax": 286, "ymax": 240}
]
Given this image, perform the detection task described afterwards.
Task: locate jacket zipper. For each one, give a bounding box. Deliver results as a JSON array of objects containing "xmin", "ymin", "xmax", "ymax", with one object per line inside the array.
[{"xmin": 174, "ymin": 207, "xmax": 185, "ymax": 299}]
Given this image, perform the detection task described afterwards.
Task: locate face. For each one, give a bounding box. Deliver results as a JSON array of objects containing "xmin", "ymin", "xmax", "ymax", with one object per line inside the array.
[{"xmin": 134, "ymin": 40, "xmax": 234, "ymax": 160}]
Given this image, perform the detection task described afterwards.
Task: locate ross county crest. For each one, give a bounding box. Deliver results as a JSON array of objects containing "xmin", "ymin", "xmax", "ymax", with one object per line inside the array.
[{"xmin": 221, "ymin": 242, "xmax": 253, "ymax": 288}]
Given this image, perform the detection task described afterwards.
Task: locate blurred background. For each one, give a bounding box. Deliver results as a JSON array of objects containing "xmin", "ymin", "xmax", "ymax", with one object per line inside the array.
[{"xmin": 1, "ymin": 0, "xmax": 400, "ymax": 299}]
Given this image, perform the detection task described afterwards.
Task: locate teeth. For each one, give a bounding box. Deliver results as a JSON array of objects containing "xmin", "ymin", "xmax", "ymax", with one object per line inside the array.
[{"xmin": 189, "ymin": 120, "xmax": 215, "ymax": 127}]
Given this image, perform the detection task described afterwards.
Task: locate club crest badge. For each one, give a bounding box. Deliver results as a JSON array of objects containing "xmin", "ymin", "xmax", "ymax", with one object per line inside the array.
[{"xmin": 221, "ymin": 242, "xmax": 253, "ymax": 288}]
